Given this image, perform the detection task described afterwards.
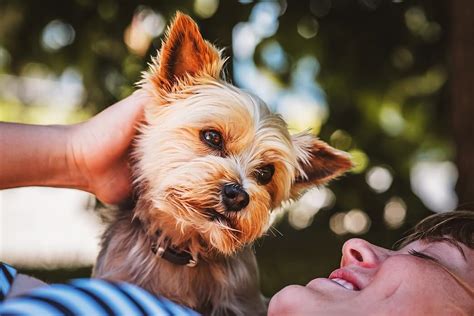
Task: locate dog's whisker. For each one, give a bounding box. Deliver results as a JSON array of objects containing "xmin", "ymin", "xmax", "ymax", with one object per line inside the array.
[
  {"xmin": 269, "ymin": 226, "xmax": 283, "ymax": 237},
  {"xmin": 218, "ymin": 223, "xmax": 241, "ymax": 234}
]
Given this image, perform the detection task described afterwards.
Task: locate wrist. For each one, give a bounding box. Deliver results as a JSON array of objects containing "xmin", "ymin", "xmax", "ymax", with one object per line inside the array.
[{"xmin": 65, "ymin": 123, "xmax": 92, "ymax": 193}]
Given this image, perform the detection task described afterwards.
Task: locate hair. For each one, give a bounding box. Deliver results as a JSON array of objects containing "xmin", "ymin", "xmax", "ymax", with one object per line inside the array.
[
  {"xmin": 397, "ymin": 210, "xmax": 474, "ymax": 300},
  {"xmin": 397, "ymin": 210, "xmax": 474, "ymax": 251}
]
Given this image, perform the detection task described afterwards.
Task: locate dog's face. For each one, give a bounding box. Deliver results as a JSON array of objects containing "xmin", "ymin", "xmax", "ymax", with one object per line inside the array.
[{"xmin": 135, "ymin": 13, "xmax": 351, "ymax": 256}]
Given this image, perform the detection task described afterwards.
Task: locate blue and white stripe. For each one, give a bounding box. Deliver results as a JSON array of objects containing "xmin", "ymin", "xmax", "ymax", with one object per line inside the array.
[
  {"xmin": 0, "ymin": 263, "xmax": 199, "ymax": 315},
  {"xmin": 0, "ymin": 262, "xmax": 17, "ymax": 301}
]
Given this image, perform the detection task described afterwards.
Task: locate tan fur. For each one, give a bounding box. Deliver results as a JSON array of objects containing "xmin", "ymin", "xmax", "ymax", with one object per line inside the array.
[{"xmin": 94, "ymin": 12, "xmax": 351, "ymax": 315}]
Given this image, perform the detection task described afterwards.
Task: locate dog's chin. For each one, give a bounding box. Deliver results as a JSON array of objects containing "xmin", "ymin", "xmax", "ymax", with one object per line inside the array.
[
  {"xmin": 198, "ymin": 208, "xmax": 239, "ymax": 255},
  {"xmin": 204, "ymin": 208, "xmax": 233, "ymax": 225},
  {"xmin": 199, "ymin": 208, "xmax": 265, "ymax": 256},
  {"xmin": 154, "ymin": 200, "xmax": 261, "ymax": 255},
  {"xmin": 188, "ymin": 207, "xmax": 258, "ymax": 255}
]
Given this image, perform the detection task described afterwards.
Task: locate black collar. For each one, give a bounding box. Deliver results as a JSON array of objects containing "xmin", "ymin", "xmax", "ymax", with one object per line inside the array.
[
  {"xmin": 132, "ymin": 217, "xmax": 198, "ymax": 267},
  {"xmin": 150, "ymin": 232, "xmax": 198, "ymax": 267}
]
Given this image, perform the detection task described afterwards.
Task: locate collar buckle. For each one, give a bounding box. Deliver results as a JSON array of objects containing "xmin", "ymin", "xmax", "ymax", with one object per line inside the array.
[{"xmin": 151, "ymin": 242, "xmax": 198, "ymax": 267}]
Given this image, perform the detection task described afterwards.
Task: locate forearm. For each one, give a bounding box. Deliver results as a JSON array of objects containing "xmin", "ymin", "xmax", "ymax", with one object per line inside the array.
[{"xmin": 0, "ymin": 122, "xmax": 87, "ymax": 190}]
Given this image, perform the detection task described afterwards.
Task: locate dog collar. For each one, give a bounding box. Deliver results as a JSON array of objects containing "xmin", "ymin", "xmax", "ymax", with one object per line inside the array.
[
  {"xmin": 151, "ymin": 242, "xmax": 197, "ymax": 267},
  {"xmin": 150, "ymin": 230, "xmax": 198, "ymax": 267}
]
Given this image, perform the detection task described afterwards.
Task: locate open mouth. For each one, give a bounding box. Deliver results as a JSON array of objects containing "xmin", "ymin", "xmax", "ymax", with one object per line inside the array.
[
  {"xmin": 329, "ymin": 278, "xmax": 360, "ymax": 291},
  {"xmin": 205, "ymin": 208, "xmax": 229, "ymax": 223},
  {"xmin": 328, "ymin": 269, "xmax": 361, "ymax": 291}
]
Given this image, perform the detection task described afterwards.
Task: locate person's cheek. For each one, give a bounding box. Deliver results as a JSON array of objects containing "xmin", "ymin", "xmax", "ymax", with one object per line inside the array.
[
  {"xmin": 367, "ymin": 256, "xmax": 455, "ymax": 315},
  {"xmin": 368, "ymin": 257, "xmax": 416, "ymax": 298},
  {"xmin": 269, "ymin": 285, "xmax": 322, "ymax": 316}
]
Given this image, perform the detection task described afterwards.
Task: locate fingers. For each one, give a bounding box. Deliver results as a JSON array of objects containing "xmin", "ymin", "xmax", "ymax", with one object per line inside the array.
[
  {"xmin": 82, "ymin": 92, "xmax": 148, "ymax": 204},
  {"xmin": 95, "ymin": 92, "xmax": 147, "ymax": 129}
]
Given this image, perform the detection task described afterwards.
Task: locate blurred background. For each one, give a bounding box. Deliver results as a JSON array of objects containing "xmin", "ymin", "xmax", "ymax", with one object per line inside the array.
[{"xmin": 1, "ymin": 0, "xmax": 473, "ymax": 296}]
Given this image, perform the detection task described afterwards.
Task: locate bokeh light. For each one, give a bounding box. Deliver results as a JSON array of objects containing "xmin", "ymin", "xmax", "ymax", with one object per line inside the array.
[
  {"xmin": 344, "ymin": 209, "xmax": 371, "ymax": 235},
  {"xmin": 249, "ymin": 2, "xmax": 280, "ymax": 38},
  {"xmin": 233, "ymin": 22, "xmax": 260, "ymax": 60},
  {"xmin": 289, "ymin": 188, "xmax": 335, "ymax": 230},
  {"xmin": 330, "ymin": 209, "xmax": 371, "ymax": 235},
  {"xmin": 194, "ymin": 0, "xmax": 220, "ymax": 19},
  {"xmin": 277, "ymin": 92, "xmax": 325, "ymax": 133},
  {"xmin": 260, "ymin": 40, "xmax": 289, "ymax": 74},
  {"xmin": 348, "ymin": 149, "xmax": 369, "ymax": 174},
  {"xmin": 384, "ymin": 197, "xmax": 407, "ymax": 229},
  {"xmin": 329, "ymin": 212, "xmax": 347, "ymax": 235},
  {"xmin": 379, "ymin": 103, "xmax": 405, "ymax": 136},
  {"xmin": 366, "ymin": 166, "xmax": 393, "ymax": 193},
  {"xmin": 330, "ymin": 129, "xmax": 352, "ymax": 151},
  {"xmin": 297, "ymin": 16, "xmax": 319, "ymax": 39},
  {"xmin": 405, "ymin": 6, "xmax": 441, "ymax": 42},
  {"xmin": 41, "ymin": 20, "xmax": 75, "ymax": 51},
  {"xmin": 410, "ymin": 161, "xmax": 458, "ymax": 212},
  {"xmin": 124, "ymin": 7, "xmax": 165, "ymax": 56}
]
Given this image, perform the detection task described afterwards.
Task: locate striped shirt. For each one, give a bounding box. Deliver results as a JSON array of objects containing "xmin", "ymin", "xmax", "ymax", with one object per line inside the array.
[{"xmin": 0, "ymin": 263, "xmax": 199, "ymax": 316}]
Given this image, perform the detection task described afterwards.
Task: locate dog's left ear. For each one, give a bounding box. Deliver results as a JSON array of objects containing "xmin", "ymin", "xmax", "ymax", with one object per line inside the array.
[
  {"xmin": 149, "ymin": 12, "xmax": 222, "ymax": 91},
  {"xmin": 290, "ymin": 131, "xmax": 352, "ymax": 198}
]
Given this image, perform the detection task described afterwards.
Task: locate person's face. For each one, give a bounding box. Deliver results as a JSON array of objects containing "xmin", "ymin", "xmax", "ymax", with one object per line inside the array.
[{"xmin": 268, "ymin": 237, "xmax": 474, "ymax": 315}]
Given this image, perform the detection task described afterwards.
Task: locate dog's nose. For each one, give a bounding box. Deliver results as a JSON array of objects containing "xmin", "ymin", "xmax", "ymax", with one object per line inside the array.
[{"xmin": 222, "ymin": 183, "xmax": 249, "ymax": 212}]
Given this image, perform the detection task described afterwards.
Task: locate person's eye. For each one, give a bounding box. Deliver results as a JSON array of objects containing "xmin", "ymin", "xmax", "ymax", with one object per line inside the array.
[
  {"xmin": 201, "ymin": 129, "xmax": 223, "ymax": 150},
  {"xmin": 408, "ymin": 249, "xmax": 439, "ymax": 263},
  {"xmin": 254, "ymin": 164, "xmax": 275, "ymax": 185}
]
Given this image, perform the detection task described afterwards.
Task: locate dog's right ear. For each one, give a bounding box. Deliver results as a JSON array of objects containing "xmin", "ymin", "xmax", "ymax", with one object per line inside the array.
[
  {"xmin": 290, "ymin": 131, "xmax": 352, "ymax": 198},
  {"xmin": 147, "ymin": 12, "xmax": 222, "ymax": 91}
]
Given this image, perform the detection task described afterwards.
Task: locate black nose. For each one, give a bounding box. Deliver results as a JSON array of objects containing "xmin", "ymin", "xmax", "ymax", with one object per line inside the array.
[{"xmin": 222, "ymin": 183, "xmax": 249, "ymax": 212}]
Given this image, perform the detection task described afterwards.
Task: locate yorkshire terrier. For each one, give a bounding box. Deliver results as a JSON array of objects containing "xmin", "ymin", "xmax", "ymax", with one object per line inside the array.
[{"xmin": 94, "ymin": 12, "xmax": 351, "ymax": 315}]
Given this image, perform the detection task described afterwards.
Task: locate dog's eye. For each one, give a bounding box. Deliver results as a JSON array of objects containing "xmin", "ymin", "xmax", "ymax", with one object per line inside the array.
[
  {"xmin": 201, "ymin": 129, "xmax": 223, "ymax": 150},
  {"xmin": 255, "ymin": 164, "xmax": 275, "ymax": 185}
]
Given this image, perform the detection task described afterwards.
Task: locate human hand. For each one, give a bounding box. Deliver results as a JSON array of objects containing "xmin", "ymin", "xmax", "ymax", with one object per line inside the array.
[{"xmin": 69, "ymin": 92, "xmax": 147, "ymax": 204}]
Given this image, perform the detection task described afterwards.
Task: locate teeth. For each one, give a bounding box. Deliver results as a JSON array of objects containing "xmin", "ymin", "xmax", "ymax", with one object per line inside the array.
[{"xmin": 331, "ymin": 278, "xmax": 356, "ymax": 290}]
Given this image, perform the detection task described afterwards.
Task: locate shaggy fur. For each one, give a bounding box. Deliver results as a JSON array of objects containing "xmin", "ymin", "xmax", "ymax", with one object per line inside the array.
[{"xmin": 94, "ymin": 12, "xmax": 352, "ymax": 315}]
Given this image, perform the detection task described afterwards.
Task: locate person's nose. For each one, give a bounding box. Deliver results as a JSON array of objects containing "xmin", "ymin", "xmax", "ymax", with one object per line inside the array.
[{"xmin": 341, "ymin": 238, "xmax": 387, "ymax": 268}]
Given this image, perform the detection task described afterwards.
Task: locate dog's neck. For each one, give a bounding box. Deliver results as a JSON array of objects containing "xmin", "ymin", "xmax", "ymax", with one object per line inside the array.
[
  {"xmin": 94, "ymin": 199, "xmax": 267, "ymax": 315},
  {"xmin": 134, "ymin": 217, "xmax": 198, "ymax": 267},
  {"xmin": 133, "ymin": 197, "xmax": 209, "ymax": 267}
]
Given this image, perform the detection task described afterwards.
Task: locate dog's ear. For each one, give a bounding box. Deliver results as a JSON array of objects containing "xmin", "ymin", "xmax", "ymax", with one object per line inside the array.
[
  {"xmin": 150, "ymin": 12, "xmax": 222, "ymax": 90},
  {"xmin": 290, "ymin": 131, "xmax": 352, "ymax": 198}
]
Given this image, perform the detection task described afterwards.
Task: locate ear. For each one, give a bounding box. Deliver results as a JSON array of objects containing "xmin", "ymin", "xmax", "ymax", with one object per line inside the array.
[
  {"xmin": 149, "ymin": 12, "xmax": 222, "ymax": 90},
  {"xmin": 291, "ymin": 131, "xmax": 352, "ymax": 197}
]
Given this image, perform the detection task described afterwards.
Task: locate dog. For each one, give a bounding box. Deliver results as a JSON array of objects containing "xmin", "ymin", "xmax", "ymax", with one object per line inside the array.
[{"xmin": 93, "ymin": 12, "xmax": 352, "ymax": 315}]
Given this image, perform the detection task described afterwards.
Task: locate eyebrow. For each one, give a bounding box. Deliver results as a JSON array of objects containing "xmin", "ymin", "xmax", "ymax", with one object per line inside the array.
[
  {"xmin": 444, "ymin": 239, "xmax": 467, "ymax": 261},
  {"xmin": 430, "ymin": 238, "xmax": 468, "ymax": 262}
]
